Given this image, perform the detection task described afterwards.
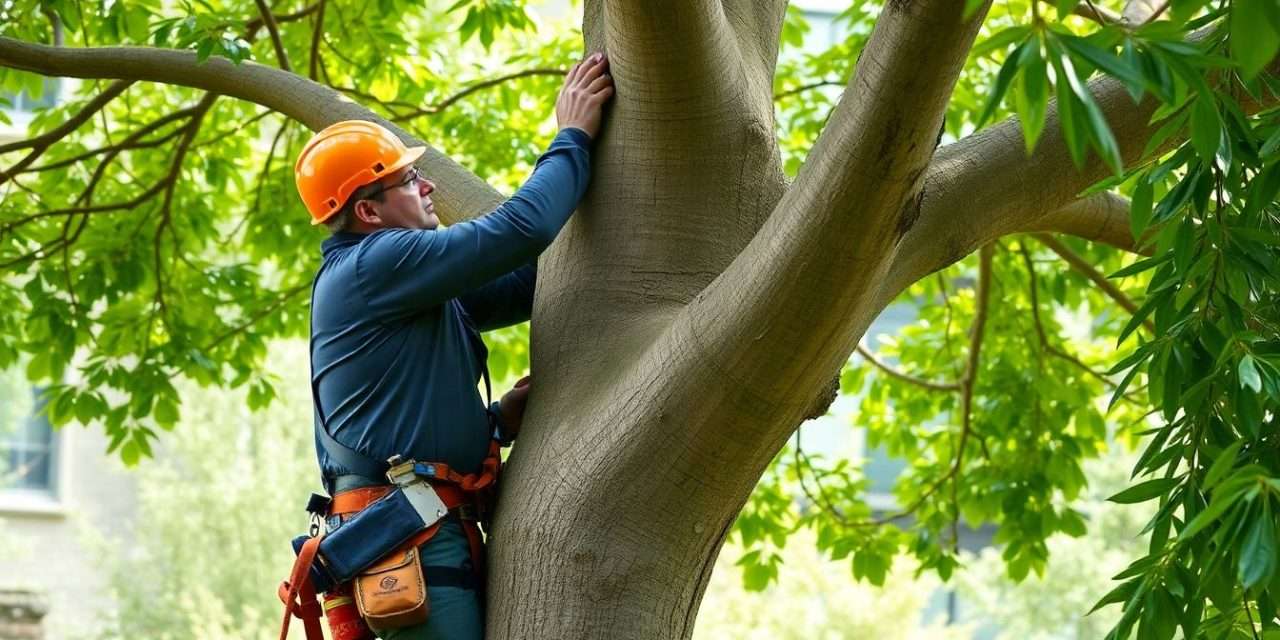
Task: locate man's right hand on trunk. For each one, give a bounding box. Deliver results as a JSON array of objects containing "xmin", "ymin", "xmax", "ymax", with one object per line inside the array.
[{"xmin": 556, "ymin": 52, "xmax": 613, "ymax": 139}]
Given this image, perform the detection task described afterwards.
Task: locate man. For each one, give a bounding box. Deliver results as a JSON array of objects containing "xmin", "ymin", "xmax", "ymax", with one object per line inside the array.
[{"xmin": 293, "ymin": 53, "xmax": 613, "ymax": 639}]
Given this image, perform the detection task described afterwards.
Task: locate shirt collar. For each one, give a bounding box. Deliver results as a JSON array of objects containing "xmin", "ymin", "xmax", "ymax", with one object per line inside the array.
[{"xmin": 320, "ymin": 230, "xmax": 367, "ymax": 257}]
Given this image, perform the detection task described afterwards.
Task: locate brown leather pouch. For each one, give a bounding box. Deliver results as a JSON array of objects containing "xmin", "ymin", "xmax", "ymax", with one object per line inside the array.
[{"xmin": 353, "ymin": 546, "xmax": 429, "ymax": 630}]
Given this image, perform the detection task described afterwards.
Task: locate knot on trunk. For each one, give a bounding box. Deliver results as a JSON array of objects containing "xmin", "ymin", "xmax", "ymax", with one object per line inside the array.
[{"xmin": 803, "ymin": 374, "xmax": 841, "ymax": 421}]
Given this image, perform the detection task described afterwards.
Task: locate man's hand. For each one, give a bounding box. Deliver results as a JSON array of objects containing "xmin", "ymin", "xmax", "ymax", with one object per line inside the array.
[
  {"xmin": 556, "ymin": 52, "xmax": 613, "ymax": 139},
  {"xmin": 498, "ymin": 376, "xmax": 532, "ymax": 441}
]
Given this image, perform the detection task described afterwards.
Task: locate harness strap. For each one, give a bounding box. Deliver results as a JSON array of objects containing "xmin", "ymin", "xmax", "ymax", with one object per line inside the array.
[{"xmin": 279, "ymin": 535, "xmax": 326, "ymax": 640}]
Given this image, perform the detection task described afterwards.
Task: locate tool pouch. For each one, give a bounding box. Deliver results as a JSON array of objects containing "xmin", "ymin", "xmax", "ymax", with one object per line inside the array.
[
  {"xmin": 290, "ymin": 487, "xmax": 434, "ymax": 593},
  {"xmin": 354, "ymin": 545, "xmax": 430, "ymax": 630}
]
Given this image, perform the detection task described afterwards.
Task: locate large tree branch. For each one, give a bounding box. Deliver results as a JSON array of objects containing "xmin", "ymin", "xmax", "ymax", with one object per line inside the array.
[
  {"xmin": 882, "ymin": 35, "xmax": 1280, "ymax": 308},
  {"xmin": 596, "ymin": 0, "xmax": 762, "ymax": 118},
  {"xmin": 662, "ymin": 0, "xmax": 989, "ymax": 420},
  {"xmin": 1027, "ymin": 192, "xmax": 1139, "ymax": 253},
  {"xmin": 528, "ymin": 0, "xmax": 792, "ymax": 384},
  {"xmin": 0, "ymin": 37, "xmax": 501, "ymax": 224},
  {"xmin": 721, "ymin": 0, "xmax": 788, "ymax": 81}
]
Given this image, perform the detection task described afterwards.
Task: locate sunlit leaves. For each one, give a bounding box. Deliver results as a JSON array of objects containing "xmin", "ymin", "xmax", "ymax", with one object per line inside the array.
[
  {"xmin": 758, "ymin": 2, "xmax": 1280, "ymax": 636},
  {"xmin": 1231, "ymin": 0, "xmax": 1280, "ymax": 79},
  {"xmin": 448, "ymin": 0, "xmax": 533, "ymax": 50}
]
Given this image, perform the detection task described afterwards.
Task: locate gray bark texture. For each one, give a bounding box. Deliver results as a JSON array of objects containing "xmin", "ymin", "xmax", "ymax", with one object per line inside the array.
[{"xmin": 0, "ymin": 0, "xmax": 1233, "ymax": 635}]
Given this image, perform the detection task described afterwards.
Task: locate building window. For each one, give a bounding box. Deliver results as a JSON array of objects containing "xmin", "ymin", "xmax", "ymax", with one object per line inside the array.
[
  {"xmin": 0, "ymin": 365, "xmax": 57, "ymax": 500},
  {"xmin": 2, "ymin": 78, "xmax": 62, "ymax": 113}
]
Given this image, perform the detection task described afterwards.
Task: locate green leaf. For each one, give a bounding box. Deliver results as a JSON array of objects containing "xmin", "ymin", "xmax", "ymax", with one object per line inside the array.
[
  {"xmin": 120, "ymin": 439, "xmax": 141, "ymax": 467},
  {"xmin": 1109, "ymin": 253, "xmax": 1171, "ymax": 279},
  {"xmin": 977, "ymin": 39, "xmax": 1031, "ymax": 128},
  {"xmin": 1060, "ymin": 36, "xmax": 1147, "ymax": 96},
  {"xmin": 1014, "ymin": 43, "xmax": 1049, "ymax": 153},
  {"xmin": 1109, "ymin": 478, "xmax": 1179, "ymax": 504},
  {"xmin": 1090, "ymin": 576, "xmax": 1143, "ymax": 615},
  {"xmin": 1240, "ymin": 505, "xmax": 1277, "ymax": 589},
  {"xmin": 1203, "ymin": 440, "xmax": 1245, "ymax": 490},
  {"xmin": 154, "ymin": 396, "xmax": 180, "ymax": 428},
  {"xmin": 1189, "ymin": 94, "xmax": 1222, "ymax": 164},
  {"xmin": 1051, "ymin": 37, "xmax": 1123, "ymax": 174},
  {"xmin": 973, "ymin": 26, "xmax": 1031, "ymax": 58},
  {"xmin": 1232, "ymin": 0, "xmax": 1280, "ymax": 79},
  {"xmin": 1240, "ymin": 354, "xmax": 1263, "ymax": 392},
  {"xmin": 1142, "ymin": 110, "xmax": 1189, "ymax": 159},
  {"xmin": 1052, "ymin": 61, "xmax": 1088, "ymax": 168},
  {"xmin": 1131, "ymin": 179, "xmax": 1154, "ymax": 243},
  {"xmin": 1180, "ymin": 491, "xmax": 1243, "ymax": 540}
]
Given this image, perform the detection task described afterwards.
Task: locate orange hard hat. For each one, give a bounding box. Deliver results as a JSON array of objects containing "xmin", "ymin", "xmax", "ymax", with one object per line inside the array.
[{"xmin": 294, "ymin": 120, "xmax": 426, "ymax": 225}]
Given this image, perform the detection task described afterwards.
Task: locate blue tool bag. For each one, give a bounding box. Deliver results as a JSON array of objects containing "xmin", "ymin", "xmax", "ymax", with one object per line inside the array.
[{"xmin": 292, "ymin": 488, "xmax": 429, "ymax": 593}]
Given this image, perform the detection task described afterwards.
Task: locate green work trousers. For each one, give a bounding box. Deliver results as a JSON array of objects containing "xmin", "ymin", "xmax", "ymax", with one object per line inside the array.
[{"xmin": 376, "ymin": 519, "xmax": 483, "ymax": 640}]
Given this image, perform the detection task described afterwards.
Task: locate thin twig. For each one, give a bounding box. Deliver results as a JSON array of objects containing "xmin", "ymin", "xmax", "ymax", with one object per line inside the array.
[
  {"xmin": 774, "ymin": 80, "xmax": 845, "ymax": 101},
  {"xmin": 1020, "ymin": 241, "xmax": 1120, "ymax": 389},
  {"xmin": 192, "ymin": 108, "xmax": 273, "ymax": 148},
  {"xmin": 951, "ymin": 245, "xmax": 993, "ymax": 551},
  {"xmin": 145, "ymin": 93, "xmax": 217, "ymax": 354},
  {"xmin": 1140, "ymin": 0, "xmax": 1172, "ymax": 25},
  {"xmin": 309, "ymin": 0, "xmax": 326, "ymax": 81},
  {"xmin": 28, "ymin": 127, "xmax": 184, "ymax": 172},
  {"xmin": 855, "ymin": 343, "xmax": 962, "ymax": 392},
  {"xmin": 204, "ymin": 281, "xmax": 310, "ymax": 351},
  {"xmin": 1033, "ymin": 233, "xmax": 1155, "ymax": 333},
  {"xmin": 253, "ymin": 0, "xmax": 292, "ymax": 71},
  {"xmin": 390, "ymin": 69, "xmax": 567, "ymax": 122},
  {"xmin": 230, "ymin": 119, "xmax": 291, "ymax": 243},
  {"xmin": 794, "ymin": 427, "xmax": 848, "ymax": 524},
  {"xmin": 244, "ymin": 1, "xmax": 321, "ymax": 38},
  {"xmin": 1036, "ymin": 0, "xmax": 1122, "ymax": 25},
  {"xmin": 1244, "ymin": 592, "xmax": 1261, "ymax": 640}
]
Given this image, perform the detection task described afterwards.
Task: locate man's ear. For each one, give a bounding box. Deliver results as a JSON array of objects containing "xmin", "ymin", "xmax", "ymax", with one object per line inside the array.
[{"xmin": 353, "ymin": 199, "xmax": 383, "ymax": 226}]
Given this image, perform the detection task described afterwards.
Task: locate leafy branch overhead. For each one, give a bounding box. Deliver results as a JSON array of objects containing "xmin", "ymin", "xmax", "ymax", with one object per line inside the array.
[{"xmin": 0, "ymin": 0, "xmax": 1278, "ymax": 638}]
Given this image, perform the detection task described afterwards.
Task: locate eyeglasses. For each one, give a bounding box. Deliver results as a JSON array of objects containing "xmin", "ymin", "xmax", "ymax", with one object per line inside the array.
[{"xmin": 367, "ymin": 167, "xmax": 425, "ymax": 198}]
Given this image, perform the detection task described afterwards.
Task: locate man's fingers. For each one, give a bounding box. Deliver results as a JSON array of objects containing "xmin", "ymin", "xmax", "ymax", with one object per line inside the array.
[
  {"xmin": 575, "ymin": 57, "xmax": 608, "ymax": 85},
  {"xmin": 564, "ymin": 61, "xmax": 583, "ymax": 87},
  {"xmin": 590, "ymin": 85, "xmax": 614, "ymax": 103},
  {"xmin": 585, "ymin": 74, "xmax": 612, "ymax": 94}
]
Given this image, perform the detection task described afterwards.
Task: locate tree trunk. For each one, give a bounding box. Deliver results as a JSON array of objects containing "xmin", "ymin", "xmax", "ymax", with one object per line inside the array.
[{"xmin": 488, "ymin": 1, "xmax": 986, "ymax": 637}]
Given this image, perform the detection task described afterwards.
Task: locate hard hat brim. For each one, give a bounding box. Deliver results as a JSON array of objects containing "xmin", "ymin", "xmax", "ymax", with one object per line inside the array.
[{"xmin": 310, "ymin": 145, "xmax": 429, "ymax": 225}]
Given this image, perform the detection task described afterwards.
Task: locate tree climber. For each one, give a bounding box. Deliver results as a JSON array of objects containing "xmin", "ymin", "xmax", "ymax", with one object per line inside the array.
[{"xmin": 279, "ymin": 53, "xmax": 613, "ymax": 640}]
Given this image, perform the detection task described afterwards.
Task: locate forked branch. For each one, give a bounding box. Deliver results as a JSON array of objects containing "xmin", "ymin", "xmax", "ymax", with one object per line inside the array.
[{"xmin": 665, "ymin": 0, "xmax": 990, "ymax": 418}]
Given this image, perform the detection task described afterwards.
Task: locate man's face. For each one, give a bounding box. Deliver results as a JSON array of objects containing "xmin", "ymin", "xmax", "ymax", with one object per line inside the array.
[{"xmin": 364, "ymin": 165, "xmax": 439, "ymax": 230}]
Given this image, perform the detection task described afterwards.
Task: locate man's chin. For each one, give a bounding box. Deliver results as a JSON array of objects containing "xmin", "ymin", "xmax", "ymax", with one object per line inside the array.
[{"xmin": 423, "ymin": 213, "xmax": 440, "ymax": 230}]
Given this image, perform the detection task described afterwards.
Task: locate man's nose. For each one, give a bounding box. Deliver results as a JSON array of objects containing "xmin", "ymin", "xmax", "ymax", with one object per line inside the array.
[{"xmin": 420, "ymin": 179, "xmax": 435, "ymax": 196}]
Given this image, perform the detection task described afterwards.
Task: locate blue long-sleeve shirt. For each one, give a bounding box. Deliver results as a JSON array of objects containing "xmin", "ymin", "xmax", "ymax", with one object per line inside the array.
[{"xmin": 310, "ymin": 128, "xmax": 591, "ymax": 482}]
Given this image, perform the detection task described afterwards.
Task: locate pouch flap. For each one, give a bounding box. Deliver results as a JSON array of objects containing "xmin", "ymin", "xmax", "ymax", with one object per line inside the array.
[{"xmin": 367, "ymin": 546, "xmax": 417, "ymax": 573}]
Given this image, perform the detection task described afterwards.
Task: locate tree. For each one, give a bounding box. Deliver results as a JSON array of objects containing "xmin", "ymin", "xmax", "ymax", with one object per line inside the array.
[{"xmin": 1, "ymin": 0, "xmax": 1278, "ymax": 639}]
